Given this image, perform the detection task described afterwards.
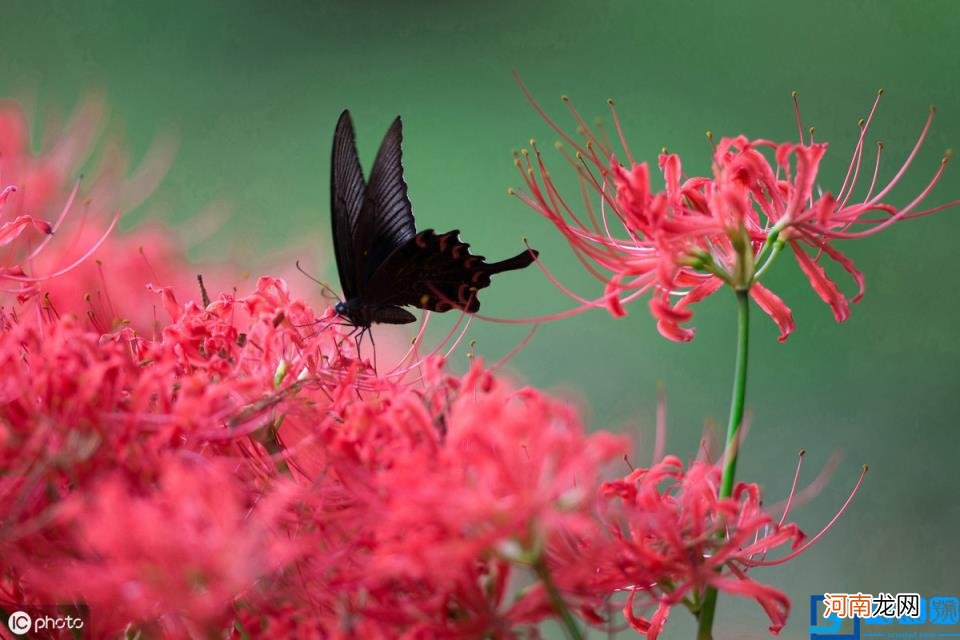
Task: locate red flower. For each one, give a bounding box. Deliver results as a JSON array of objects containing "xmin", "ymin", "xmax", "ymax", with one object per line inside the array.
[
  {"xmin": 0, "ymin": 98, "xmax": 175, "ymax": 305},
  {"xmin": 25, "ymin": 458, "xmax": 301, "ymax": 637},
  {"xmin": 538, "ymin": 451, "xmax": 865, "ymax": 638},
  {"xmin": 512, "ymin": 79, "xmax": 958, "ymax": 341}
]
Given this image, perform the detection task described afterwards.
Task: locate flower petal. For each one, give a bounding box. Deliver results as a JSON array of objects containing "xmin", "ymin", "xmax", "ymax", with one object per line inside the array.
[
  {"xmin": 750, "ymin": 282, "xmax": 795, "ymax": 342},
  {"xmin": 791, "ymin": 242, "xmax": 850, "ymax": 322}
]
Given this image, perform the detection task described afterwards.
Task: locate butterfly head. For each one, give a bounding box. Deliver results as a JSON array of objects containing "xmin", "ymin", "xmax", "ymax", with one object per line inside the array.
[{"xmin": 334, "ymin": 301, "xmax": 348, "ymax": 316}]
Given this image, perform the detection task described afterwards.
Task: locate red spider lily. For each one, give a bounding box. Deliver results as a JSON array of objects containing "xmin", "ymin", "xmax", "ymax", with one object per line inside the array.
[
  {"xmin": 22, "ymin": 458, "xmax": 301, "ymax": 638},
  {"xmin": 0, "ymin": 97, "xmax": 174, "ymax": 305},
  {"xmin": 512, "ymin": 79, "xmax": 958, "ymax": 341},
  {"xmin": 541, "ymin": 452, "xmax": 866, "ymax": 638},
  {"xmin": 0, "ymin": 272, "xmax": 862, "ymax": 638}
]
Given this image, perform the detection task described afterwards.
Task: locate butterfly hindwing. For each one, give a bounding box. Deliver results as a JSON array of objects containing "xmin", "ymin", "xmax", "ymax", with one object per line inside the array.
[
  {"xmin": 330, "ymin": 110, "xmax": 367, "ymax": 299},
  {"xmin": 367, "ymin": 229, "xmax": 504, "ymax": 313}
]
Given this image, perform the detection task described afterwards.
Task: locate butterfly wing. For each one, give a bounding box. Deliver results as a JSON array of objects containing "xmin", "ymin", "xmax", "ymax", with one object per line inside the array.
[
  {"xmin": 355, "ymin": 116, "xmax": 418, "ymax": 287},
  {"xmin": 365, "ymin": 229, "xmax": 538, "ymax": 313},
  {"xmin": 330, "ymin": 110, "xmax": 367, "ymax": 299}
]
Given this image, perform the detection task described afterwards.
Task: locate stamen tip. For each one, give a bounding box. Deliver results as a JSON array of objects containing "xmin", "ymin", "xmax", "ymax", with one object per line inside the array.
[
  {"xmin": 705, "ymin": 130, "xmax": 714, "ymax": 140},
  {"xmin": 554, "ymin": 141, "xmax": 563, "ymax": 150},
  {"xmin": 798, "ymin": 448, "xmax": 806, "ymax": 457},
  {"xmin": 607, "ymin": 98, "xmax": 615, "ymax": 106},
  {"xmin": 862, "ymin": 464, "xmax": 869, "ymax": 473},
  {"xmin": 507, "ymin": 187, "xmax": 516, "ymax": 196},
  {"xmin": 877, "ymin": 88, "xmax": 885, "ymax": 96},
  {"xmin": 529, "ymin": 138, "xmax": 537, "ymax": 147},
  {"xmin": 560, "ymin": 94, "xmax": 569, "ymax": 102},
  {"xmin": 857, "ymin": 118, "xmax": 866, "ymax": 128},
  {"xmin": 943, "ymin": 148, "xmax": 954, "ymax": 163},
  {"xmin": 791, "ymin": 90, "xmax": 798, "ymax": 98},
  {"xmin": 660, "ymin": 146, "xmax": 668, "ymax": 154}
]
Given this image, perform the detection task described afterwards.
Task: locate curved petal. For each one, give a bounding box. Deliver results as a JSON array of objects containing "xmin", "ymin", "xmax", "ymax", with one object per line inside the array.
[
  {"xmin": 791, "ymin": 242, "xmax": 849, "ymax": 322},
  {"xmin": 750, "ymin": 282, "xmax": 795, "ymax": 342}
]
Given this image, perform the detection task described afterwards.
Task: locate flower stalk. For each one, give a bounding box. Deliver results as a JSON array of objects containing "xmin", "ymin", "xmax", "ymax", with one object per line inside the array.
[
  {"xmin": 533, "ymin": 556, "xmax": 584, "ymax": 640},
  {"xmin": 697, "ymin": 288, "xmax": 751, "ymax": 639}
]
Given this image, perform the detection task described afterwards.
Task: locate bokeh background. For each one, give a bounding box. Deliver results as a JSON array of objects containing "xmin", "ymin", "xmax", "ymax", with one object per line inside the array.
[{"xmin": 2, "ymin": 1, "xmax": 958, "ymax": 637}]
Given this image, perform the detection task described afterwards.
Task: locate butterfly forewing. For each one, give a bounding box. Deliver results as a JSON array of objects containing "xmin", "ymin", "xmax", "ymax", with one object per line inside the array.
[
  {"xmin": 330, "ymin": 111, "xmax": 367, "ymax": 299},
  {"xmin": 356, "ymin": 116, "xmax": 418, "ymax": 286}
]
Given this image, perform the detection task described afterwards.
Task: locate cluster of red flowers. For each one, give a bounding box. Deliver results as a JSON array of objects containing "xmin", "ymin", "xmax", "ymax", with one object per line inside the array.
[
  {"xmin": 512, "ymin": 80, "xmax": 957, "ymax": 341},
  {"xmin": 0, "ymin": 98, "xmax": 861, "ymax": 639}
]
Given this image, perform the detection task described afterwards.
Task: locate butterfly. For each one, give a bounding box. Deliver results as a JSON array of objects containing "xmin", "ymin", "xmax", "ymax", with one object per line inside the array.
[{"xmin": 330, "ymin": 109, "xmax": 538, "ymax": 330}]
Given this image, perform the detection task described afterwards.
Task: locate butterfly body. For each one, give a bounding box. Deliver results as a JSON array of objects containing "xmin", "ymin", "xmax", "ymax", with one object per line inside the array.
[
  {"xmin": 330, "ymin": 110, "xmax": 537, "ymax": 329},
  {"xmin": 333, "ymin": 299, "xmax": 416, "ymax": 327}
]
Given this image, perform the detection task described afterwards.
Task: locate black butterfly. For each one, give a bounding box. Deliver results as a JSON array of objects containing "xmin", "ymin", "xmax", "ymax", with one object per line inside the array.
[{"xmin": 330, "ymin": 110, "xmax": 538, "ymax": 329}]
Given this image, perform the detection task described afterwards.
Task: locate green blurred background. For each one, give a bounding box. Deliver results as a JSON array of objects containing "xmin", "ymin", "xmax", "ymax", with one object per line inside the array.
[{"xmin": 2, "ymin": 1, "xmax": 958, "ymax": 637}]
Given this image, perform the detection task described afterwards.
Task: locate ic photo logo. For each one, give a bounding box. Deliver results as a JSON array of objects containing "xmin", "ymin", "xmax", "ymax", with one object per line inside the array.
[
  {"xmin": 5, "ymin": 608, "xmax": 86, "ymax": 636},
  {"xmin": 7, "ymin": 610, "xmax": 31, "ymax": 635}
]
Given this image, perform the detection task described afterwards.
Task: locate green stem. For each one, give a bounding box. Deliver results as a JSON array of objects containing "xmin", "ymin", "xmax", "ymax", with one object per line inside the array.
[
  {"xmin": 696, "ymin": 289, "xmax": 751, "ymax": 640},
  {"xmin": 752, "ymin": 237, "xmax": 785, "ymax": 283},
  {"xmin": 533, "ymin": 557, "xmax": 584, "ymax": 640}
]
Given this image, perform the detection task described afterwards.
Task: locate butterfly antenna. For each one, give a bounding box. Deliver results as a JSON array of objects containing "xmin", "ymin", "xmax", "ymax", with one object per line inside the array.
[{"xmin": 295, "ymin": 260, "xmax": 342, "ymax": 302}]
